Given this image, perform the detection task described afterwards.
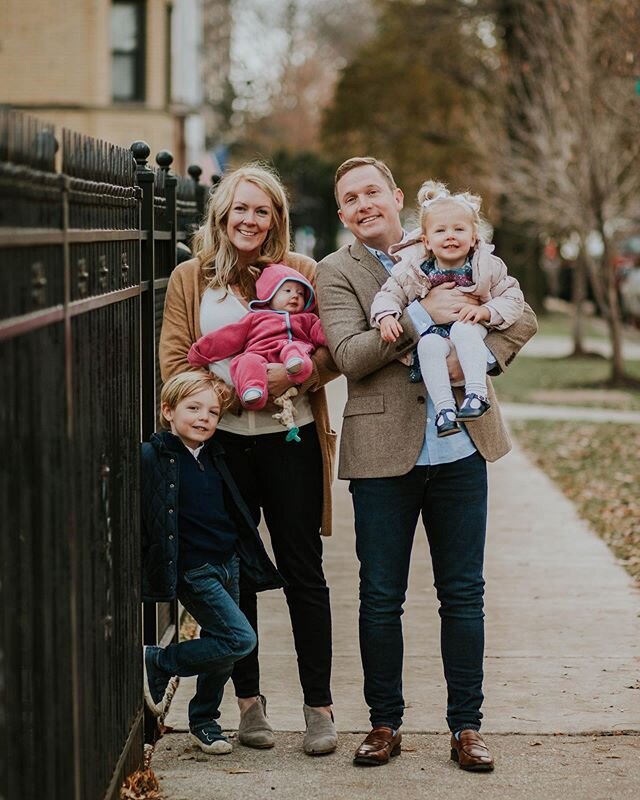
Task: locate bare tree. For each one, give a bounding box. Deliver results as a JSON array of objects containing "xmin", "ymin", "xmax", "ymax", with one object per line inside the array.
[
  {"xmin": 490, "ymin": 0, "xmax": 640, "ymax": 382},
  {"xmin": 230, "ymin": 0, "xmax": 377, "ymax": 154}
]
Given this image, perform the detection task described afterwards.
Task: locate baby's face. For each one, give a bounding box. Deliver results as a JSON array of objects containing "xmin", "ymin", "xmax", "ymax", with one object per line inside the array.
[{"xmin": 270, "ymin": 280, "xmax": 306, "ymax": 313}]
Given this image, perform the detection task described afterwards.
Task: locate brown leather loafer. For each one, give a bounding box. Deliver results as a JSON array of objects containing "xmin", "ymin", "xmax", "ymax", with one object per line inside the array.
[
  {"xmin": 353, "ymin": 726, "xmax": 402, "ymax": 766},
  {"xmin": 450, "ymin": 730, "xmax": 494, "ymax": 771}
]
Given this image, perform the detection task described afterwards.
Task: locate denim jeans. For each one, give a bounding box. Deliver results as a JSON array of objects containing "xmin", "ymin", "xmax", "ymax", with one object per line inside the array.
[
  {"xmin": 216, "ymin": 423, "xmax": 333, "ymax": 707},
  {"xmin": 155, "ymin": 555, "xmax": 256, "ymax": 731},
  {"xmin": 350, "ymin": 451, "xmax": 487, "ymax": 733}
]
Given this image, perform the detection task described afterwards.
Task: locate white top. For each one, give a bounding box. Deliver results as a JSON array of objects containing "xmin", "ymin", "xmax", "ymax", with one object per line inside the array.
[{"xmin": 200, "ymin": 286, "xmax": 314, "ymax": 436}]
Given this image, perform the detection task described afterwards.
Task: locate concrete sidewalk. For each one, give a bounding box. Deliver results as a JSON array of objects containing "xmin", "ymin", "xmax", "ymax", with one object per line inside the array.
[{"xmin": 151, "ymin": 378, "xmax": 640, "ymax": 799}]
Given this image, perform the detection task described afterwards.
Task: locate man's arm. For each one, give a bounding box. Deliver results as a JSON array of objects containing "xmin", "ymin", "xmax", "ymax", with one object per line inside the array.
[
  {"xmin": 316, "ymin": 258, "xmax": 419, "ymax": 381},
  {"xmin": 485, "ymin": 302, "xmax": 538, "ymax": 373}
]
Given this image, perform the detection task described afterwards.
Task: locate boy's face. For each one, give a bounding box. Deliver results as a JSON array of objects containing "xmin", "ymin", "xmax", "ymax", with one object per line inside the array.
[
  {"xmin": 162, "ymin": 387, "xmax": 220, "ymax": 450},
  {"xmin": 422, "ymin": 202, "xmax": 476, "ymax": 269},
  {"xmin": 270, "ymin": 280, "xmax": 306, "ymax": 313}
]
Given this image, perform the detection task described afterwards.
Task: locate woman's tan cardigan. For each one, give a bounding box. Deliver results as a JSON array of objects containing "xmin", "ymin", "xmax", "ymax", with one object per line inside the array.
[{"xmin": 159, "ymin": 252, "xmax": 340, "ymax": 536}]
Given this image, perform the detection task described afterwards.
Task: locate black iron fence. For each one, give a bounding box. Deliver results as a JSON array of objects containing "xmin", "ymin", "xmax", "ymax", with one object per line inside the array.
[{"xmin": 0, "ymin": 109, "xmax": 209, "ymax": 800}]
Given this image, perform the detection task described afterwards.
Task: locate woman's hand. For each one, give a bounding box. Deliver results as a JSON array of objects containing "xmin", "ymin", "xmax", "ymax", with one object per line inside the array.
[{"xmin": 266, "ymin": 363, "xmax": 292, "ymax": 399}]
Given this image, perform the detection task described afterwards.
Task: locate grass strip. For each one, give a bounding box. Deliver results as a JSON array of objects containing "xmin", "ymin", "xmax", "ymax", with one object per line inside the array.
[
  {"xmin": 510, "ymin": 420, "xmax": 640, "ymax": 586},
  {"xmin": 494, "ymin": 356, "xmax": 640, "ymax": 409}
]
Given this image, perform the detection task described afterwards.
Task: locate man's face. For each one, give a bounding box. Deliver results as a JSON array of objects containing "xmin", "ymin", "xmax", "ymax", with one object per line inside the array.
[{"xmin": 336, "ymin": 165, "xmax": 404, "ymax": 252}]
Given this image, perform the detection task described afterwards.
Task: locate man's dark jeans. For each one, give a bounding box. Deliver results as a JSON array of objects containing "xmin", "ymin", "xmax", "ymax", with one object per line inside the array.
[{"xmin": 350, "ymin": 451, "xmax": 487, "ymax": 733}]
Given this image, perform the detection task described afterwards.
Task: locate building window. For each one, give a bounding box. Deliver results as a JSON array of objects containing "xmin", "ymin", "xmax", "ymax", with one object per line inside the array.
[{"xmin": 111, "ymin": 1, "xmax": 145, "ymax": 102}]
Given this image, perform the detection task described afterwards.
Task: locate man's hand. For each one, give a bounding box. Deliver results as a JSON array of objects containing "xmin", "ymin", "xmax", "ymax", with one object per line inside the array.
[
  {"xmin": 457, "ymin": 303, "xmax": 490, "ymax": 324},
  {"xmin": 420, "ymin": 283, "xmax": 481, "ymax": 324},
  {"xmin": 379, "ymin": 315, "xmax": 403, "ymax": 342},
  {"xmin": 446, "ymin": 347, "xmax": 464, "ymax": 386}
]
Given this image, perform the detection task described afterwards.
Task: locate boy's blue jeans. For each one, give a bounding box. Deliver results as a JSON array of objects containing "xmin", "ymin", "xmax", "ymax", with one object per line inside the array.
[{"xmin": 154, "ymin": 555, "xmax": 256, "ymax": 731}]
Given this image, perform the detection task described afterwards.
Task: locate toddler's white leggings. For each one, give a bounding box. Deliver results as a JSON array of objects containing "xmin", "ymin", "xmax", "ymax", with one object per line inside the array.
[{"xmin": 417, "ymin": 321, "xmax": 488, "ymax": 413}]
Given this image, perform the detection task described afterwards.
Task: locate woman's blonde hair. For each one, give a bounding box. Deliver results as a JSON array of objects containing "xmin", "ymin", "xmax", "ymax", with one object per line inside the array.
[
  {"xmin": 191, "ymin": 163, "xmax": 291, "ymax": 299},
  {"xmin": 417, "ymin": 180, "xmax": 489, "ymax": 255},
  {"xmin": 159, "ymin": 371, "xmax": 231, "ymax": 429}
]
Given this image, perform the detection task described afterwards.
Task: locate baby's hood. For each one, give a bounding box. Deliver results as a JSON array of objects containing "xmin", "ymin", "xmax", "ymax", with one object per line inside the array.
[{"xmin": 250, "ymin": 263, "xmax": 316, "ymax": 311}]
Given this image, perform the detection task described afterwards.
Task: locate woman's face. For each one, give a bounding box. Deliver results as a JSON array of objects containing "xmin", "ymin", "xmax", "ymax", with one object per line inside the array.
[{"xmin": 226, "ymin": 180, "xmax": 275, "ymax": 262}]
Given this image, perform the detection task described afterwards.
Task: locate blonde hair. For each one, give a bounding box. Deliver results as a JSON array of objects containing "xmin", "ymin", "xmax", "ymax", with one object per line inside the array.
[
  {"xmin": 334, "ymin": 157, "xmax": 397, "ymax": 204},
  {"xmin": 417, "ymin": 180, "xmax": 486, "ymax": 254},
  {"xmin": 159, "ymin": 371, "xmax": 231, "ymax": 429},
  {"xmin": 191, "ymin": 163, "xmax": 290, "ymax": 300}
]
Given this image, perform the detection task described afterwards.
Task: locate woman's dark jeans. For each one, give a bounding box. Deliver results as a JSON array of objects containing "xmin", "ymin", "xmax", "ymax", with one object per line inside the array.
[
  {"xmin": 216, "ymin": 422, "xmax": 333, "ymax": 707},
  {"xmin": 350, "ymin": 451, "xmax": 487, "ymax": 733}
]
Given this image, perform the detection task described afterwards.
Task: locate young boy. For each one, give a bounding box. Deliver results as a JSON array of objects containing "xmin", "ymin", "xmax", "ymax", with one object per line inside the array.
[{"xmin": 141, "ymin": 372, "xmax": 282, "ymax": 754}]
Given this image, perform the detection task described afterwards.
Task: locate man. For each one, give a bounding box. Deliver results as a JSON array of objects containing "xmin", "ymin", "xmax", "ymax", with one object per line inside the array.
[{"xmin": 316, "ymin": 157, "xmax": 537, "ymax": 772}]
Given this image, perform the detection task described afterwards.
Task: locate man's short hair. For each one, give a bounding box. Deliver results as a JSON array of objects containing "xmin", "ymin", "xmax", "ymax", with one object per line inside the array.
[{"xmin": 334, "ymin": 157, "xmax": 397, "ymax": 204}]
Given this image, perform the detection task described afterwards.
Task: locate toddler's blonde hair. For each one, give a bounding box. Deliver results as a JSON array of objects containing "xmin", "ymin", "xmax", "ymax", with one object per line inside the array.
[{"xmin": 417, "ymin": 180, "xmax": 489, "ymax": 254}]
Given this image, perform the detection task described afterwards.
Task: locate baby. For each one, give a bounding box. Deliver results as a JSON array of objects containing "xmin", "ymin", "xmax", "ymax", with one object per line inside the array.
[{"xmin": 188, "ymin": 263, "xmax": 327, "ymax": 410}]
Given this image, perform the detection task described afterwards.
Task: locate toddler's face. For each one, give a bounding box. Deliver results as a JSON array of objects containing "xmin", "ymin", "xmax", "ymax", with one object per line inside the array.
[
  {"xmin": 422, "ymin": 202, "xmax": 476, "ymax": 269},
  {"xmin": 270, "ymin": 280, "xmax": 306, "ymax": 313},
  {"xmin": 162, "ymin": 387, "xmax": 220, "ymax": 450}
]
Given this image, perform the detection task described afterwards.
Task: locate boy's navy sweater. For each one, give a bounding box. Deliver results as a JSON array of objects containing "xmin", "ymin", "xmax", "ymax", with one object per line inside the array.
[
  {"xmin": 140, "ymin": 430, "xmax": 283, "ymax": 602},
  {"xmin": 164, "ymin": 434, "xmax": 237, "ymax": 572}
]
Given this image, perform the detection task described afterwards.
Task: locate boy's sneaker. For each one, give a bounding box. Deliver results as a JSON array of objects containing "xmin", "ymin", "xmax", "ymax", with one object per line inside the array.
[
  {"xmin": 456, "ymin": 393, "xmax": 491, "ymax": 420},
  {"xmin": 189, "ymin": 724, "xmax": 233, "ymax": 755},
  {"xmin": 143, "ymin": 646, "xmax": 172, "ymax": 717},
  {"xmin": 435, "ymin": 408, "xmax": 461, "ymax": 438}
]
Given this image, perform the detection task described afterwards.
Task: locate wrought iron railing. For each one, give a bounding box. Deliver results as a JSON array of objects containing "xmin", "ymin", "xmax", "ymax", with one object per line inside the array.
[{"xmin": 0, "ymin": 109, "xmax": 211, "ymax": 800}]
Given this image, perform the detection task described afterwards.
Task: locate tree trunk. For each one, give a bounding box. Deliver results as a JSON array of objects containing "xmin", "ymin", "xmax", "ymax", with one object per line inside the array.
[
  {"xmin": 601, "ymin": 237, "xmax": 626, "ymax": 384},
  {"xmin": 571, "ymin": 254, "xmax": 588, "ymax": 356}
]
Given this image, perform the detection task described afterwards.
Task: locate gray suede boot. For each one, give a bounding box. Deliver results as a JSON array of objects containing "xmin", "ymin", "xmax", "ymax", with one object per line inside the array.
[
  {"xmin": 237, "ymin": 695, "xmax": 275, "ymax": 749},
  {"xmin": 303, "ymin": 705, "xmax": 337, "ymax": 755}
]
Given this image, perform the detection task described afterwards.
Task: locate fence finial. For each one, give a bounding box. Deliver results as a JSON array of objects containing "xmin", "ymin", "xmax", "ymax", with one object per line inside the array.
[
  {"xmin": 156, "ymin": 150, "xmax": 174, "ymax": 170},
  {"xmin": 130, "ymin": 141, "xmax": 151, "ymax": 168}
]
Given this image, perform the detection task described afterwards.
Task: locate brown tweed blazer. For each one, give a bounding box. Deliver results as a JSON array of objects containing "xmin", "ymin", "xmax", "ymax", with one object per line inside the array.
[
  {"xmin": 159, "ymin": 252, "xmax": 340, "ymax": 535},
  {"xmin": 316, "ymin": 240, "xmax": 538, "ymax": 480}
]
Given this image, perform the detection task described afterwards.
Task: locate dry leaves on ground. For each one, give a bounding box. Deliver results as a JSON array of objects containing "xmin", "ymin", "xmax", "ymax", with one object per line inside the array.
[
  {"xmin": 511, "ymin": 421, "xmax": 640, "ymax": 585},
  {"xmin": 120, "ymin": 768, "xmax": 161, "ymax": 800}
]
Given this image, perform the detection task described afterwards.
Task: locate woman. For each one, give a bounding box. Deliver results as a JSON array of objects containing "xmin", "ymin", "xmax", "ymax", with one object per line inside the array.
[{"xmin": 159, "ymin": 164, "xmax": 339, "ymax": 755}]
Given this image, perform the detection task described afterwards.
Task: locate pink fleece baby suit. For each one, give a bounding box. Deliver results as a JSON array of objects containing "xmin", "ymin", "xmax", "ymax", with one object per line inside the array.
[{"xmin": 187, "ymin": 263, "xmax": 327, "ymax": 409}]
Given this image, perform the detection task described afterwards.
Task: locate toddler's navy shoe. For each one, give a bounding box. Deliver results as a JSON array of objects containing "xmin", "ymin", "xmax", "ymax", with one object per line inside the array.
[
  {"xmin": 435, "ymin": 408, "xmax": 461, "ymax": 437},
  {"xmin": 456, "ymin": 393, "xmax": 491, "ymax": 420},
  {"xmin": 408, "ymin": 352, "xmax": 423, "ymax": 383}
]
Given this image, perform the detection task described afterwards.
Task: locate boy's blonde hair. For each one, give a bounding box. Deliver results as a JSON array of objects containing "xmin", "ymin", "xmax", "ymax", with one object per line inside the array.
[
  {"xmin": 191, "ymin": 163, "xmax": 290, "ymax": 301},
  {"xmin": 417, "ymin": 180, "xmax": 487, "ymax": 252},
  {"xmin": 159, "ymin": 371, "xmax": 231, "ymax": 429}
]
